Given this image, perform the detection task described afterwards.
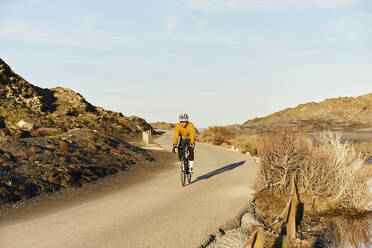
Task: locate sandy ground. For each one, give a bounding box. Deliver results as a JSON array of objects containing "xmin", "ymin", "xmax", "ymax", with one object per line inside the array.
[{"xmin": 0, "ymin": 131, "xmax": 257, "ymax": 248}]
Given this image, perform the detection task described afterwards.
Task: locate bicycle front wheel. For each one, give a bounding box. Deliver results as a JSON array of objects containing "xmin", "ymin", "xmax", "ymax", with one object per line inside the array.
[{"xmin": 180, "ymin": 164, "xmax": 186, "ymax": 186}]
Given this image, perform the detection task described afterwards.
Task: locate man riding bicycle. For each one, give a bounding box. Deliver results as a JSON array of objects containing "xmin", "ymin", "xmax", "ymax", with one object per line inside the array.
[{"xmin": 173, "ymin": 113, "xmax": 196, "ymax": 172}]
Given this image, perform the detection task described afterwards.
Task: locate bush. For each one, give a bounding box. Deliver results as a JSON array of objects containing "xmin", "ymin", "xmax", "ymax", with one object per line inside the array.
[
  {"xmin": 301, "ymin": 133, "xmax": 370, "ymax": 214},
  {"xmin": 256, "ymin": 130, "xmax": 371, "ymax": 214},
  {"xmin": 59, "ymin": 140, "xmax": 71, "ymax": 153},
  {"xmin": 257, "ymin": 129, "xmax": 311, "ymax": 191},
  {"xmin": 198, "ymin": 126, "xmax": 235, "ymax": 145}
]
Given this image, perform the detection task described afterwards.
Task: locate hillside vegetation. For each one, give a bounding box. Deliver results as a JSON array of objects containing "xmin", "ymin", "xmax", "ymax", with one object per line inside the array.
[{"xmin": 243, "ymin": 94, "xmax": 372, "ymax": 133}]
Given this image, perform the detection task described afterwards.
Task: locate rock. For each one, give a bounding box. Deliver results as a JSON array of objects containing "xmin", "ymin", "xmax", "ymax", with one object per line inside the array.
[
  {"xmin": 17, "ymin": 120, "xmax": 34, "ymax": 131},
  {"xmin": 241, "ymin": 213, "xmax": 260, "ymax": 229},
  {"xmin": 2, "ymin": 162, "xmax": 14, "ymax": 168},
  {"xmin": 3, "ymin": 152, "xmax": 12, "ymax": 160},
  {"xmin": 48, "ymin": 172, "xmax": 63, "ymax": 185},
  {"xmin": 0, "ymin": 116, "xmax": 5, "ymax": 129},
  {"xmin": 13, "ymin": 129, "xmax": 31, "ymax": 138}
]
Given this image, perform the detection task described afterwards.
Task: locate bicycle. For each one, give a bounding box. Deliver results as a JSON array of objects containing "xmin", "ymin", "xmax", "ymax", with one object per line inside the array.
[{"xmin": 173, "ymin": 145, "xmax": 193, "ymax": 186}]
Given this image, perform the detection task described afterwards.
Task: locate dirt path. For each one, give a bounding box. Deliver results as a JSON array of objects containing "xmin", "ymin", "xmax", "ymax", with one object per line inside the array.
[{"xmin": 0, "ymin": 132, "xmax": 257, "ymax": 248}]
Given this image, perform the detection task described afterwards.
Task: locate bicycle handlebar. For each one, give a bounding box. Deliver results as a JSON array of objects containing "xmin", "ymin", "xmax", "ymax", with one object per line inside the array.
[{"xmin": 172, "ymin": 145, "xmax": 193, "ymax": 153}]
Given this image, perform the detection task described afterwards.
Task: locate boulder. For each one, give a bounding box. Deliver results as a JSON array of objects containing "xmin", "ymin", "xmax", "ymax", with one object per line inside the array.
[
  {"xmin": 17, "ymin": 120, "xmax": 34, "ymax": 131},
  {"xmin": 241, "ymin": 213, "xmax": 260, "ymax": 229}
]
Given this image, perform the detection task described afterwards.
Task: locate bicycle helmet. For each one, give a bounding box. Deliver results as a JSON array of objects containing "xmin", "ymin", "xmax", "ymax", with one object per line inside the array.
[{"xmin": 179, "ymin": 113, "xmax": 189, "ymax": 122}]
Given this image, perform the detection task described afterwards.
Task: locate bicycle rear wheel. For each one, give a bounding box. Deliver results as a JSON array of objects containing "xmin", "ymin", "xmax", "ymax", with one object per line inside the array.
[{"xmin": 187, "ymin": 172, "xmax": 192, "ymax": 184}]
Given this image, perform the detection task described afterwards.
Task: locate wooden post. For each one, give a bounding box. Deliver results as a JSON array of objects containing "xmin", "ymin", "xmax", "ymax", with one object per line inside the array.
[
  {"xmin": 242, "ymin": 225, "xmax": 264, "ymax": 248},
  {"xmin": 142, "ymin": 130, "xmax": 151, "ymax": 147},
  {"xmin": 286, "ymin": 172, "xmax": 297, "ymax": 240}
]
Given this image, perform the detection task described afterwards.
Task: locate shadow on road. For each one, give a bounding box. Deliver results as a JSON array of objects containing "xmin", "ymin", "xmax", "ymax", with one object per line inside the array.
[{"xmin": 192, "ymin": 161, "xmax": 246, "ymax": 184}]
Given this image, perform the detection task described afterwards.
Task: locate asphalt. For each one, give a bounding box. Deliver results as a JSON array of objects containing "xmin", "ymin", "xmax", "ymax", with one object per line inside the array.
[{"xmin": 0, "ymin": 131, "xmax": 257, "ymax": 248}]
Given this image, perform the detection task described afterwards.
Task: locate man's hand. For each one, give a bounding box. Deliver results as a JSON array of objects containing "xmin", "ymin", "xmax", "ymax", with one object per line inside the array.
[
  {"xmin": 190, "ymin": 143, "xmax": 195, "ymax": 149},
  {"xmin": 172, "ymin": 144, "xmax": 177, "ymax": 153}
]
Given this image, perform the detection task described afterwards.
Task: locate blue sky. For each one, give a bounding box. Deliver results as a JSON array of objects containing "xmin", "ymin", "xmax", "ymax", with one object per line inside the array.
[{"xmin": 1, "ymin": 0, "xmax": 371, "ymax": 128}]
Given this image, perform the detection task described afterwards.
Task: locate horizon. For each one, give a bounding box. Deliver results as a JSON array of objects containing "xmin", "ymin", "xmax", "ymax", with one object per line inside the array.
[{"xmin": 1, "ymin": 0, "xmax": 371, "ymax": 128}]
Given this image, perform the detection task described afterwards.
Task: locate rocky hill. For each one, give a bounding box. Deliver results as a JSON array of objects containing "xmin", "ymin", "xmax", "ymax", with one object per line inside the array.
[
  {"xmin": 0, "ymin": 58, "xmax": 155, "ymax": 205},
  {"xmin": 242, "ymin": 93, "xmax": 372, "ymax": 133},
  {"xmin": 0, "ymin": 58, "xmax": 153, "ymax": 139}
]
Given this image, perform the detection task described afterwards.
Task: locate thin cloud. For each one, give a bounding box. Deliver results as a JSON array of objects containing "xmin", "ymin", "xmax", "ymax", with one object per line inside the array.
[
  {"xmin": 186, "ymin": 0, "xmax": 363, "ymax": 13},
  {"xmin": 164, "ymin": 15, "xmax": 183, "ymax": 34},
  {"xmin": 0, "ymin": 23, "xmax": 139, "ymax": 51},
  {"xmin": 323, "ymin": 12, "xmax": 372, "ymax": 41}
]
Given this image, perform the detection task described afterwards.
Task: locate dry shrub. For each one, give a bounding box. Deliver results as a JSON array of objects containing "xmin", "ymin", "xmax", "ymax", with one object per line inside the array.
[
  {"xmin": 31, "ymin": 128, "xmax": 61, "ymax": 137},
  {"xmin": 300, "ymin": 133, "xmax": 370, "ymax": 213},
  {"xmin": 199, "ymin": 126, "xmax": 235, "ymax": 145},
  {"xmin": 256, "ymin": 130, "xmax": 371, "ymax": 214},
  {"xmin": 59, "ymin": 140, "xmax": 71, "ymax": 153},
  {"xmin": 87, "ymin": 142, "xmax": 98, "ymax": 152},
  {"xmin": 233, "ymin": 135, "xmax": 264, "ymax": 155},
  {"xmin": 30, "ymin": 145, "xmax": 38, "ymax": 154},
  {"xmin": 44, "ymin": 150, "xmax": 52, "ymax": 156},
  {"xmin": 256, "ymin": 129, "xmax": 311, "ymax": 191},
  {"xmin": 87, "ymin": 135, "xmax": 96, "ymax": 143}
]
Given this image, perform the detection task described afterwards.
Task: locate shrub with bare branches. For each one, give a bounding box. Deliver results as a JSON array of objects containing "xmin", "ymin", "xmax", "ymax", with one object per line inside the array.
[
  {"xmin": 256, "ymin": 130, "xmax": 371, "ymax": 214},
  {"xmin": 257, "ymin": 129, "xmax": 311, "ymax": 191}
]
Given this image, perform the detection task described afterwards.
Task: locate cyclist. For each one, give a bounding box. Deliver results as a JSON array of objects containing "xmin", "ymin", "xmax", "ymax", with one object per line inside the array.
[{"xmin": 173, "ymin": 113, "xmax": 196, "ymax": 172}]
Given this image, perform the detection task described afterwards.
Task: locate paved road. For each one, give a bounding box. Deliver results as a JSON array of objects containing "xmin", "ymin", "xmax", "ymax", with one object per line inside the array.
[{"xmin": 0, "ymin": 132, "xmax": 257, "ymax": 248}]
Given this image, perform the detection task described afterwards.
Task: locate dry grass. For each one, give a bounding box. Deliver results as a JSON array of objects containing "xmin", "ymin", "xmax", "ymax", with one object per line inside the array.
[
  {"xmin": 199, "ymin": 127, "xmax": 264, "ymax": 155},
  {"xmin": 198, "ymin": 126, "xmax": 236, "ymax": 145},
  {"xmin": 353, "ymin": 140, "xmax": 372, "ymax": 157},
  {"xmin": 256, "ymin": 130, "xmax": 371, "ymax": 215},
  {"xmin": 232, "ymin": 135, "xmax": 264, "ymax": 156},
  {"xmin": 321, "ymin": 214, "xmax": 372, "ymax": 248}
]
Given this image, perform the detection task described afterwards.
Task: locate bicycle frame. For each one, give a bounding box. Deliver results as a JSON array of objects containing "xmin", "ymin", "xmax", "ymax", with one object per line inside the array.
[{"xmin": 173, "ymin": 145, "xmax": 193, "ymax": 186}]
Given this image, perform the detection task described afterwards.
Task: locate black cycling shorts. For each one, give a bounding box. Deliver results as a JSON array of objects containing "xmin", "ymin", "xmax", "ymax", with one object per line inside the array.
[{"xmin": 177, "ymin": 138, "xmax": 194, "ymax": 161}]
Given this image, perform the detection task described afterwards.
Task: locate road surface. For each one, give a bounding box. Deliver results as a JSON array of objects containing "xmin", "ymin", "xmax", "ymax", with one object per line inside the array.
[{"xmin": 0, "ymin": 131, "xmax": 257, "ymax": 248}]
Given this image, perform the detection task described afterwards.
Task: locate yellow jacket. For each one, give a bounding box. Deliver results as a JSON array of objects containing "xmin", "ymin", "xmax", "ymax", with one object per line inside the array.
[{"xmin": 173, "ymin": 122, "xmax": 196, "ymax": 145}]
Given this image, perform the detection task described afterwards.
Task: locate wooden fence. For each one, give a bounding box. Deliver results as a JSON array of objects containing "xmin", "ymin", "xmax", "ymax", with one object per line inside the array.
[{"xmin": 242, "ymin": 172, "xmax": 299, "ymax": 247}]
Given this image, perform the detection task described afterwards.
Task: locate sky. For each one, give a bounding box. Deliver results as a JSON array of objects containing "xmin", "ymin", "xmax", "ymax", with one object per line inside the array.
[{"xmin": 1, "ymin": 0, "xmax": 371, "ymax": 128}]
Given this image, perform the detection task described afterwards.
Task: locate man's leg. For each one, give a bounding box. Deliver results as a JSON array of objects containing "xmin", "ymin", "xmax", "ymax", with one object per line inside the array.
[
  {"xmin": 189, "ymin": 145, "xmax": 195, "ymax": 172},
  {"xmin": 178, "ymin": 138, "xmax": 185, "ymax": 161},
  {"xmin": 178, "ymin": 148, "xmax": 184, "ymax": 161}
]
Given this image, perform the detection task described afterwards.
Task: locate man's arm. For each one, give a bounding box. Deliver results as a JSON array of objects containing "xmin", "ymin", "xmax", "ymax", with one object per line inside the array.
[
  {"xmin": 173, "ymin": 124, "xmax": 180, "ymax": 145},
  {"xmin": 190, "ymin": 123, "xmax": 196, "ymax": 145}
]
